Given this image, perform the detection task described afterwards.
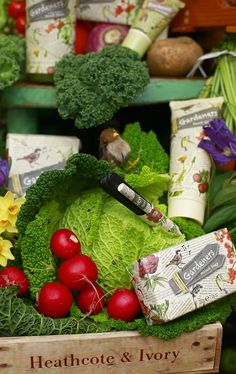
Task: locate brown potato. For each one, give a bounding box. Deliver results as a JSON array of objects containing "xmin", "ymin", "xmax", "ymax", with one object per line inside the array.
[{"xmin": 146, "ymin": 36, "xmax": 203, "ymax": 77}]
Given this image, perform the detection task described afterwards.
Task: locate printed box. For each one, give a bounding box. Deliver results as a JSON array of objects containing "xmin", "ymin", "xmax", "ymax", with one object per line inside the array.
[
  {"xmin": 6, "ymin": 133, "xmax": 81, "ymax": 196},
  {"xmin": 130, "ymin": 228, "xmax": 236, "ymax": 324},
  {"xmin": 0, "ymin": 323, "xmax": 222, "ymax": 373},
  {"xmin": 76, "ymin": 0, "xmax": 142, "ymax": 25}
]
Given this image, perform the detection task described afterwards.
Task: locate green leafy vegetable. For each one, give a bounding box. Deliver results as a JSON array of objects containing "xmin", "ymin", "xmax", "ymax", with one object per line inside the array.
[
  {"xmin": 1, "ymin": 286, "xmax": 236, "ymax": 339},
  {"xmin": 0, "ymin": 34, "xmax": 25, "ymax": 90},
  {"xmin": 204, "ymin": 170, "xmax": 236, "ymax": 234},
  {"xmin": 62, "ymin": 197, "xmax": 184, "ymax": 293},
  {"xmin": 60, "ymin": 188, "xmax": 107, "ymax": 251},
  {"xmin": 54, "ymin": 45, "xmax": 150, "ymax": 129},
  {"xmin": 20, "ymin": 201, "xmax": 60, "ymax": 298},
  {"xmin": 121, "ymin": 122, "xmax": 169, "ymax": 174},
  {"xmin": 172, "ymin": 217, "xmax": 205, "ymax": 241}
]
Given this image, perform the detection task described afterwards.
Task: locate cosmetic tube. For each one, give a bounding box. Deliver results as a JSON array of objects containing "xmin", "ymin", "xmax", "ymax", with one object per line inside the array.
[
  {"xmin": 122, "ymin": 0, "xmax": 185, "ymax": 57},
  {"xmin": 168, "ymin": 97, "xmax": 224, "ymax": 225}
]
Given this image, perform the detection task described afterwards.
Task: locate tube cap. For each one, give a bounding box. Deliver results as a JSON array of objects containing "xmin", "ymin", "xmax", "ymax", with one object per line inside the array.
[{"xmin": 122, "ymin": 29, "xmax": 152, "ymax": 57}]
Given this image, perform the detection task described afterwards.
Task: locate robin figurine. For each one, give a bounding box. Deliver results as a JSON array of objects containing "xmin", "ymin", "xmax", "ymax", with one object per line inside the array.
[{"xmin": 99, "ymin": 128, "xmax": 131, "ymax": 167}]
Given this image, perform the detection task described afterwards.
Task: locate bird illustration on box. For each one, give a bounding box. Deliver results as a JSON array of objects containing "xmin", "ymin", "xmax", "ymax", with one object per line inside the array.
[
  {"xmin": 16, "ymin": 148, "xmax": 41, "ymax": 165},
  {"xmin": 166, "ymin": 250, "xmax": 185, "ymax": 268},
  {"xmin": 99, "ymin": 128, "xmax": 131, "ymax": 167}
]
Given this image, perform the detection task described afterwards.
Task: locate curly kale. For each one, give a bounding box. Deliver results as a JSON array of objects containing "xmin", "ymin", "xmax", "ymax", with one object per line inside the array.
[
  {"xmin": 0, "ymin": 34, "xmax": 25, "ymax": 90},
  {"xmin": 1, "ymin": 287, "xmax": 236, "ymax": 339},
  {"xmin": 171, "ymin": 217, "xmax": 205, "ymax": 240},
  {"xmin": 17, "ymin": 153, "xmax": 111, "ymax": 235},
  {"xmin": 121, "ymin": 122, "xmax": 169, "ymax": 174},
  {"xmin": 20, "ymin": 201, "xmax": 60, "ymax": 299},
  {"xmin": 54, "ymin": 45, "xmax": 150, "ymax": 129}
]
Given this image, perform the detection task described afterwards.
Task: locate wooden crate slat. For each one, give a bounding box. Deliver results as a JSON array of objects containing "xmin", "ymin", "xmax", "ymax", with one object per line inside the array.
[{"xmin": 0, "ymin": 322, "xmax": 222, "ymax": 373}]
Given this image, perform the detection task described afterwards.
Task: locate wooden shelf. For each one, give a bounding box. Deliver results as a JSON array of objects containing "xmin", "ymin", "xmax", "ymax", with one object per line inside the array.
[
  {"xmin": 1, "ymin": 78, "xmax": 206, "ymax": 109},
  {"xmin": 0, "ymin": 78, "xmax": 206, "ymax": 133}
]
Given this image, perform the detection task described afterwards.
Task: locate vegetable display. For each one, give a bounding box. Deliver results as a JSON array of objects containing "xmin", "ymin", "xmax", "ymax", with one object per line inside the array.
[
  {"xmin": 54, "ymin": 45, "xmax": 150, "ymax": 129},
  {"xmin": 3, "ymin": 123, "xmax": 233, "ymax": 339},
  {"xmin": 0, "ymin": 286, "xmax": 236, "ymax": 338}
]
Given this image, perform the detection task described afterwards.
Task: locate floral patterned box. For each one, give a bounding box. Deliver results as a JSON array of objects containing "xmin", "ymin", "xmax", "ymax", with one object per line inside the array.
[
  {"xmin": 130, "ymin": 228, "xmax": 236, "ymax": 325},
  {"xmin": 76, "ymin": 0, "xmax": 142, "ymax": 25}
]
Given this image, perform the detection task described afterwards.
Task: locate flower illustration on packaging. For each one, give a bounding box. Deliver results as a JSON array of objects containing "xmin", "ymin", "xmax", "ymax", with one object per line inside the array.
[{"xmin": 138, "ymin": 255, "xmax": 159, "ymax": 278}]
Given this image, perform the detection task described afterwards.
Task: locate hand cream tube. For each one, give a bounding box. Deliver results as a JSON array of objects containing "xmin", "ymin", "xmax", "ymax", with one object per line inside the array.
[
  {"xmin": 168, "ymin": 97, "xmax": 224, "ymax": 226},
  {"xmin": 122, "ymin": 0, "xmax": 185, "ymax": 57}
]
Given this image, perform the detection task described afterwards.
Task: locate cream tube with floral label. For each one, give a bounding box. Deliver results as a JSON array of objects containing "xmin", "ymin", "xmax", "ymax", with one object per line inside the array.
[
  {"xmin": 168, "ymin": 97, "xmax": 224, "ymax": 225},
  {"xmin": 122, "ymin": 0, "xmax": 185, "ymax": 57},
  {"xmin": 26, "ymin": 0, "xmax": 76, "ymax": 76}
]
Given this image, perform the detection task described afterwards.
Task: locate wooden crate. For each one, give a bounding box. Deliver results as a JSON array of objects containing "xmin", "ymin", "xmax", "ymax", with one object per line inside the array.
[
  {"xmin": 0, "ymin": 322, "xmax": 222, "ymax": 374},
  {"xmin": 171, "ymin": 0, "xmax": 236, "ymax": 32}
]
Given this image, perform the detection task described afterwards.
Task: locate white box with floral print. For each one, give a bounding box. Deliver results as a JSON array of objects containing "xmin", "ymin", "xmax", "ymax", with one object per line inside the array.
[{"xmin": 130, "ymin": 228, "xmax": 236, "ymax": 324}]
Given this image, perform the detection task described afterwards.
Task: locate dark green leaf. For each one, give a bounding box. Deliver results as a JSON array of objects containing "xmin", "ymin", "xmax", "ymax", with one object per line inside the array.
[
  {"xmin": 212, "ymin": 183, "xmax": 236, "ymax": 209},
  {"xmin": 208, "ymin": 170, "xmax": 235, "ymax": 207},
  {"xmin": 204, "ymin": 203, "xmax": 236, "ymax": 232}
]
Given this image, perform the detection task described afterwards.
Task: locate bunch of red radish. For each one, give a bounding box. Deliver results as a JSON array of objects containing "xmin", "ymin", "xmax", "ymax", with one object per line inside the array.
[
  {"xmin": 36, "ymin": 228, "xmax": 141, "ymax": 321},
  {"xmin": 7, "ymin": 0, "xmax": 26, "ymax": 35},
  {"xmin": 0, "ymin": 228, "xmax": 141, "ymax": 322}
]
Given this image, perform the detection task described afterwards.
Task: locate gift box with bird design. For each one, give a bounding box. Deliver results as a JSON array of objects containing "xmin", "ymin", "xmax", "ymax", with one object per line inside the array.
[
  {"xmin": 130, "ymin": 228, "xmax": 236, "ymax": 324},
  {"xmin": 6, "ymin": 133, "xmax": 81, "ymax": 196}
]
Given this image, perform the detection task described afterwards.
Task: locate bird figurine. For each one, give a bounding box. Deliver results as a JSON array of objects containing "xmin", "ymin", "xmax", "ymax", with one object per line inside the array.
[
  {"xmin": 99, "ymin": 128, "xmax": 131, "ymax": 167},
  {"xmin": 16, "ymin": 148, "xmax": 41, "ymax": 165}
]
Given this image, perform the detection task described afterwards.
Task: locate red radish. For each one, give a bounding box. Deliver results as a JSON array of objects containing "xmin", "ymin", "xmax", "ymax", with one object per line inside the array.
[
  {"xmin": 36, "ymin": 282, "xmax": 73, "ymax": 318},
  {"xmin": 77, "ymin": 283, "xmax": 105, "ymax": 315},
  {"xmin": 15, "ymin": 14, "xmax": 26, "ymax": 35},
  {"xmin": 8, "ymin": 1, "xmax": 26, "ymax": 20},
  {"xmin": 57, "ymin": 254, "xmax": 98, "ymax": 291},
  {"xmin": 50, "ymin": 228, "xmax": 81, "ymax": 260},
  {"xmin": 0, "ymin": 266, "xmax": 29, "ymax": 296},
  {"xmin": 107, "ymin": 288, "xmax": 141, "ymax": 322}
]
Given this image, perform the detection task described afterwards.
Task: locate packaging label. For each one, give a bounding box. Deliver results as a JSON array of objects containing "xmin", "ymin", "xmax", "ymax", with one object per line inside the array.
[
  {"xmin": 26, "ymin": 0, "xmax": 76, "ymax": 74},
  {"xmin": 28, "ymin": 0, "xmax": 69, "ymax": 22},
  {"xmin": 176, "ymin": 107, "xmax": 221, "ymax": 130},
  {"xmin": 169, "ymin": 243, "xmax": 225, "ymax": 294}
]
